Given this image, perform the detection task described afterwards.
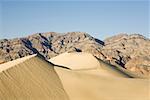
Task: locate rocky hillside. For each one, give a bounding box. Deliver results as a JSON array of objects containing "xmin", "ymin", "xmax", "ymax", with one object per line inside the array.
[
  {"xmin": 0, "ymin": 32, "xmax": 149, "ymax": 76},
  {"xmin": 102, "ymin": 34, "xmax": 150, "ymax": 76}
]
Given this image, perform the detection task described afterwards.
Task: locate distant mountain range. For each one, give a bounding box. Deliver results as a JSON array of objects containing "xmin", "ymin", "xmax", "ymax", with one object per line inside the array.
[{"xmin": 0, "ymin": 32, "xmax": 149, "ymax": 76}]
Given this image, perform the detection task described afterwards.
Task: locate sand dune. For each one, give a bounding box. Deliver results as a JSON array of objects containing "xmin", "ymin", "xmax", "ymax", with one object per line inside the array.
[
  {"xmin": 55, "ymin": 67, "xmax": 150, "ymax": 100},
  {"xmin": 49, "ymin": 52, "xmax": 138, "ymax": 78},
  {"xmin": 50, "ymin": 52, "xmax": 100, "ymax": 70},
  {"xmin": 97, "ymin": 58, "xmax": 149, "ymax": 78},
  {"xmin": 51, "ymin": 52, "xmax": 149, "ymax": 100},
  {"xmin": 50, "ymin": 52, "xmax": 150, "ymax": 100},
  {"xmin": 0, "ymin": 53, "xmax": 149, "ymax": 100},
  {"xmin": 0, "ymin": 55, "xmax": 69, "ymax": 100}
]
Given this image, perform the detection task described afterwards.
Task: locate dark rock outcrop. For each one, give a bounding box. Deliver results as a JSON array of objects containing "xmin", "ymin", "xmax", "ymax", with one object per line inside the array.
[{"xmin": 0, "ymin": 32, "xmax": 149, "ymax": 76}]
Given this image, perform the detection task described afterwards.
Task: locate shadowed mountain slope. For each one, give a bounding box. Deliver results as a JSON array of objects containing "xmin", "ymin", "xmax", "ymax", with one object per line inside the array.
[{"xmin": 0, "ymin": 32, "xmax": 149, "ymax": 76}]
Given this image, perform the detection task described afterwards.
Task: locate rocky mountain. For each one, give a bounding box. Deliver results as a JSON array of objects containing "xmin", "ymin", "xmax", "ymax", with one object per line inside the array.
[
  {"xmin": 102, "ymin": 34, "xmax": 150, "ymax": 76},
  {"xmin": 0, "ymin": 32, "xmax": 149, "ymax": 76}
]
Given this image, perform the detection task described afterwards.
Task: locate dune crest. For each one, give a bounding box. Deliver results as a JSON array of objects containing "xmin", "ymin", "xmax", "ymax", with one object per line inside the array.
[
  {"xmin": 51, "ymin": 52, "xmax": 149, "ymax": 100},
  {"xmin": 0, "ymin": 53, "xmax": 149, "ymax": 100},
  {"xmin": 49, "ymin": 52, "xmax": 133, "ymax": 78},
  {"xmin": 0, "ymin": 55, "xmax": 69, "ymax": 100},
  {"xmin": 50, "ymin": 52, "xmax": 100, "ymax": 70}
]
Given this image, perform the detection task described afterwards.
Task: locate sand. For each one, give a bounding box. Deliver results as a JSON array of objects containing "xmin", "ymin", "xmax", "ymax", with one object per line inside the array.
[
  {"xmin": 49, "ymin": 52, "xmax": 135, "ymax": 78},
  {"xmin": 0, "ymin": 55, "xmax": 69, "ymax": 100},
  {"xmin": 0, "ymin": 52, "xmax": 149, "ymax": 100},
  {"xmin": 51, "ymin": 52, "xmax": 150, "ymax": 100},
  {"xmin": 0, "ymin": 54, "xmax": 36, "ymax": 72},
  {"xmin": 55, "ymin": 67, "xmax": 150, "ymax": 100}
]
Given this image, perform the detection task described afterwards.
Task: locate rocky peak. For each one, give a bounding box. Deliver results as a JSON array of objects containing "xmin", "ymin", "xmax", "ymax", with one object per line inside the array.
[
  {"xmin": 105, "ymin": 33, "xmax": 128, "ymax": 44},
  {"xmin": 0, "ymin": 32, "xmax": 149, "ymax": 76},
  {"xmin": 102, "ymin": 33, "xmax": 150, "ymax": 76},
  {"xmin": 0, "ymin": 32, "xmax": 104, "ymax": 61}
]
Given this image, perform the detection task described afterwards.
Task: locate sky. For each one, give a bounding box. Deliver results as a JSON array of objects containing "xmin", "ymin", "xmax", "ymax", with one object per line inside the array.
[{"xmin": 0, "ymin": 0, "xmax": 149, "ymax": 40}]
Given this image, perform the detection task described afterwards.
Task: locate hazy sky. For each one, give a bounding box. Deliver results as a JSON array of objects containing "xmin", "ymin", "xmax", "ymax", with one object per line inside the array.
[{"xmin": 0, "ymin": 0, "xmax": 149, "ymax": 40}]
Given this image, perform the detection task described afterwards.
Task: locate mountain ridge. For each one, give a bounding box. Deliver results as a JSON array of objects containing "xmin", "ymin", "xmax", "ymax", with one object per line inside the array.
[{"xmin": 0, "ymin": 32, "xmax": 149, "ymax": 76}]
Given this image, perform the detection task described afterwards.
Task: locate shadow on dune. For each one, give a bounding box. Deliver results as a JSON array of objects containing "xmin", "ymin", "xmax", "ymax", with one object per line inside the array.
[
  {"xmin": 95, "ymin": 56, "xmax": 148, "ymax": 79},
  {"xmin": 0, "ymin": 54, "xmax": 69, "ymax": 100}
]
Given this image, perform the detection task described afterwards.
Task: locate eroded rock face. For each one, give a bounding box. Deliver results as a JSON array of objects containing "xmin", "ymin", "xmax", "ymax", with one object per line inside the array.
[
  {"xmin": 0, "ymin": 32, "xmax": 104, "ymax": 61},
  {"xmin": 102, "ymin": 34, "xmax": 150, "ymax": 76},
  {"xmin": 125, "ymin": 56, "xmax": 150, "ymax": 76},
  {"xmin": 0, "ymin": 32, "xmax": 149, "ymax": 76}
]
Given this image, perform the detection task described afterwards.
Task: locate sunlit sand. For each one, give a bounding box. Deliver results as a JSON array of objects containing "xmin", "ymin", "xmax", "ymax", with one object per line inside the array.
[{"xmin": 0, "ymin": 53, "xmax": 149, "ymax": 100}]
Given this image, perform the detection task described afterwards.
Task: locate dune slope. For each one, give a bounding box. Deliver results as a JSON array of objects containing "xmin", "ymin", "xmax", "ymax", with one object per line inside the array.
[
  {"xmin": 50, "ymin": 52, "xmax": 133, "ymax": 78},
  {"xmin": 0, "ymin": 53, "xmax": 149, "ymax": 100},
  {"xmin": 50, "ymin": 52, "xmax": 100, "ymax": 70},
  {"xmin": 50, "ymin": 52, "xmax": 150, "ymax": 100},
  {"xmin": 0, "ymin": 55, "xmax": 69, "ymax": 100},
  {"xmin": 55, "ymin": 67, "xmax": 150, "ymax": 100}
]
